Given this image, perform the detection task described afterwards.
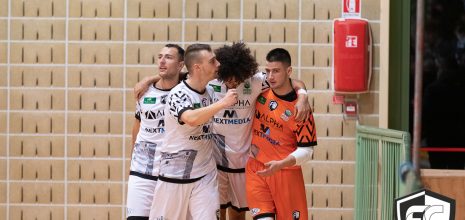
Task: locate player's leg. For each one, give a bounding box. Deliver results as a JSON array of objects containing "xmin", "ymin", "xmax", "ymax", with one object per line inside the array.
[
  {"xmin": 226, "ymin": 171, "xmax": 248, "ymax": 220},
  {"xmin": 149, "ymin": 180, "xmax": 191, "ymax": 220},
  {"xmin": 227, "ymin": 208, "xmax": 246, "ymax": 220},
  {"xmin": 189, "ymin": 170, "xmax": 220, "ymax": 220},
  {"xmin": 218, "ymin": 169, "xmax": 230, "ymax": 220},
  {"xmin": 126, "ymin": 175, "xmax": 157, "ymax": 219},
  {"xmin": 271, "ymin": 169, "xmax": 308, "ymax": 220},
  {"xmin": 245, "ymin": 158, "xmax": 276, "ymax": 219}
]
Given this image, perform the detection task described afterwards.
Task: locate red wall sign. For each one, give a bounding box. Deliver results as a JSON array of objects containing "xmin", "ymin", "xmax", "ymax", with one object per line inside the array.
[{"xmin": 342, "ymin": 0, "xmax": 361, "ymax": 18}]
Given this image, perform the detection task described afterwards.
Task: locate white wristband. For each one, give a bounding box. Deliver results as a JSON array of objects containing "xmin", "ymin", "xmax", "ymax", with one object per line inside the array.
[
  {"xmin": 290, "ymin": 147, "xmax": 313, "ymax": 166},
  {"xmin": 297, "ymin": 88, "xmax": 307, "ymax": 95}
]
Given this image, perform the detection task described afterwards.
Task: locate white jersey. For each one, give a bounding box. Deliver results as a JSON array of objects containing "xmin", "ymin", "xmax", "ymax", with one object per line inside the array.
[
  {"xmin": 158, "ymin": 80, "xmax": 216, "ymax": 180},
  {"xmin": 130, "ymin": 84, "xmax": 170, "ymax": 176},
  {"xmin": 209, "ymin": 72, "xmax": 268, "ymax": 170}
]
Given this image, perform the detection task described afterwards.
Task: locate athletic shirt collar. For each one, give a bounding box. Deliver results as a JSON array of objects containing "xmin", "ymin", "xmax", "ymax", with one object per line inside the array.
[
  {"xmin": 271, "ymin": 79, "xmax": 297, "ymax": 102},
  {"xmin": 182, "ymin": 80, "xmax": 206, "ymax": 94}
]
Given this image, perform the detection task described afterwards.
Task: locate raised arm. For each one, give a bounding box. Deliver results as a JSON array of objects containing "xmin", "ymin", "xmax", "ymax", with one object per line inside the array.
[
  {"xmin": 133, "ymin": 73, "xmax": 187, "ymax": 99},
  {"xmin": 291, "ymin": 78, "xmax": 310, "ymax": 122},
  {"xmin": 134, "ymin": 75, "xmax": 160, "ymax": 100}
]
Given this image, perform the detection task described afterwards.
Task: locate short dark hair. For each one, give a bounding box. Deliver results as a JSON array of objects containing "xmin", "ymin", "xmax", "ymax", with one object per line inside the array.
[
  {"xmin": 266, "ymin": 48, "xmax": 291, "ymax": 67},
  {"xmin": 184, "ymin": 44, "xmax": 212, "ymax": 71},
  {"xmin": 165, "ymin": 44, "xmax": 185, "ymax": 61},
  {"xmin": 215, "ymin": 42, "xmax": 258, "ymax": 83}
]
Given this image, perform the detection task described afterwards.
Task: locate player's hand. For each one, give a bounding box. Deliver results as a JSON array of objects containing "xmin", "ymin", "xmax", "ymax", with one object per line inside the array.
[
  {"xmin": 220, "ymin": 89, "xmax": 238, "ymax": 108},
  {"xmin": 294, "ymin": 94, "xmax": 310, "ymax": 122},
  {"xmin": 256, "ymin": 160, "xmax": 283, "ymax": 177},
  {"xmin": 134, "ymin": 77, "xmax": 152, "ymax": 100}
]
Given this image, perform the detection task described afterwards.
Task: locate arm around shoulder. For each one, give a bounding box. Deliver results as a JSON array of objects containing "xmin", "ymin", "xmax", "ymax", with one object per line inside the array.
[{"xmin": 180, "ymin": 89, "xmax": 238, "ymax": 126}]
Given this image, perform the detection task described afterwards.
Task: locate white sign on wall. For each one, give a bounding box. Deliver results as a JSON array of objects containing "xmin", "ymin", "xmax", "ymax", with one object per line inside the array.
[{"xmin": 342, "ymin": 0, "xmax": 361, "ymax": 18}]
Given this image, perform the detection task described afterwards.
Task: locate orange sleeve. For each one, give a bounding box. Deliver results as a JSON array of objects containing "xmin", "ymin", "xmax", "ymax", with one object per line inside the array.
[{"xmin": 293, "ymin": 112, "xmax": 317, "ymax": 147}]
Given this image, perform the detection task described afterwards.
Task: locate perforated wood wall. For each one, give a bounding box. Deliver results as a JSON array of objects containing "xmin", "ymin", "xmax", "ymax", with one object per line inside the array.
[{"xmin": 0, "ymin": 0, "xmax": 381, "ymax": 219}]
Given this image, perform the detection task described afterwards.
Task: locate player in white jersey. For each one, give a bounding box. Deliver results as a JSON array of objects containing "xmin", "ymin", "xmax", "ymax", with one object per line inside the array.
[
  {"xmin": 149, "ymin": 44, "xmax": 238, "ymax": 220},
  {"xmin": 126, "ymin": 44, "xmax": 185, "ymax": 220},
  {"xmin": 210, "ymin": 42, "xmax": 311, "ymax": 220}
]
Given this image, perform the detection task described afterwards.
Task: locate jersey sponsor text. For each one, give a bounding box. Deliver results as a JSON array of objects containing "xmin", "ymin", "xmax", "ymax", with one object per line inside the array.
[
  {"xmin": 213, "ymin": 117, "xmax": 251, "ymax": 125},
  {"xmin": 255, "ymin": 110, "xmax": 283, "ymax": 130}
]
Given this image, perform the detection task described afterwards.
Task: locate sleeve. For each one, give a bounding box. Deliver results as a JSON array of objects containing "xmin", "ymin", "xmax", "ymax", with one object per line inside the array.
[
  {"xmin": 293, "ymin": 112, "xmax": 317, "ymax": 147},
  {"xmin": 135, "ymin": 101, "xmax": 141, "ymax": 121},
  {"xmin": 168, "ymin": 89, "xmax": 194, "ymax": 125}
]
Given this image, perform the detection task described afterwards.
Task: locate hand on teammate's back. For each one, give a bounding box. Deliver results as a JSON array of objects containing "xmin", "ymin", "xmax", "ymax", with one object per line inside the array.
[{"xmin": 294, "ymin": 95, "xmax": 310, "ymax": 122}]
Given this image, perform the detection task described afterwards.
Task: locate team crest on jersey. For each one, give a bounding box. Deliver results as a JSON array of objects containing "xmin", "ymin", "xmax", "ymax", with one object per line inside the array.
[
  {"xmin": 281, "ymin": 113, "xmax": 289, "ymax": 121},
  {"xmin": 281, "ymin": 109, "xmax": 293, "ymax": 121},
  {"xmin": 210, "ymin": 84, "xmax": 221, "ymax": 92},
  {"xmin": 193, "ymin": 103, "xmax": 201, "ymax": 109},
  {"xmin": 143, "ymin": 97, "xmax": 156, "ymax": 104},
  {"xmin": 269, "ymin": 100, "xmax": 278, "ymax": 111},
  {"xmin": 285, "ymin": 109, "xmax": 292, "ymax": 116},
  {"xmin": 160, "ymin": 95, "xmax": 168, "ymax": 104},
  {"xmin": 257, "ymin": 95, "xmax": 266, "ymax": 104},
  {"xmin": 202, "ymin": 98, "xmax": 208, "ymax": 107},
  {"xmin": 243, "ymin": 80, "xmax": 252, "ymax": 94},
  {"xmin": 292, "ymin": 210, "xmax": 301, "ymax": 220}
]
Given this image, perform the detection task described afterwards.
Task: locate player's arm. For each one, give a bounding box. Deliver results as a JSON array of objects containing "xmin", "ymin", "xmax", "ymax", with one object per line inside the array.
[
  {"xmin": 134, "ymin": 73, "xmax": 187, "ymax": 99},
  {"xmin": 129, "ymin": 106, "xmax": 141, "ymax": 156},
  {"xmin": 291, "ymin": 78, "xmax": 310, "ymax": 122},
  {"xmin": 131, "ymin": 106, "xmax": 142, "ymax": 147},
  {"xmin": 180, "ymin": 89, "xmax": 238, "ymax": 126},
  {"xmin": 257, "ymin": 112, "xmax": 317, "ymax": 177},
  {"xmin": 134, "ymin": 75, "xmax": 160, "ymax": 99},
  {"xmin": 256, "ymin": 147, "xmax": 313, "ymax": 177},
  {"xmin": 131, "ymin": 118, "xmax": 140, "ymax": 148}
]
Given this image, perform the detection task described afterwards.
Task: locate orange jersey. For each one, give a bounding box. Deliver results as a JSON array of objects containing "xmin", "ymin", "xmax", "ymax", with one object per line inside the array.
[{"xmin": 251, "ymin": 89, "xmax": 317, "ymax": 166}]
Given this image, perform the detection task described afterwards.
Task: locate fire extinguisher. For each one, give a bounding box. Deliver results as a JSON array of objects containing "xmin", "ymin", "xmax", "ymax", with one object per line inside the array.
[{"xmin": 332, "ymin": 18, "xmax": 372, "ymax": 93}]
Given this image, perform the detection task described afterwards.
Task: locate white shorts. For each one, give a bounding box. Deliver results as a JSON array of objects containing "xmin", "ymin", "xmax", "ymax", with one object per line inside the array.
[
  {"xmin": 218, "ymin": 169, "xmax": 248, "ymax": 211},
  {"xmin": 149, "ymin": 171, "xmax": 220, "ymax": 220},
  {"xmin": 126, "ymin": 174, "xmax": 158, "ymax": 217}
]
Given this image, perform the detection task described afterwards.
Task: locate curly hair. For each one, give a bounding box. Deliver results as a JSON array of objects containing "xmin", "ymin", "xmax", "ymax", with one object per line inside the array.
[{"xmin": 214, "ymin": 42, "xmax": 258, "ymax": 84}]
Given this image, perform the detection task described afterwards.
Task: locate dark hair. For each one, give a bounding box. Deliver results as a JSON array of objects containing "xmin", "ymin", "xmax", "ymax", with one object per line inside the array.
[
  {"xmin": 165, "ymin": 44, "xmax": 185, "ymax": 61},
  {"xmin": 215, "ymin": 42, "xmax": 258, "ymax": 83},
  {"xmin": 266, "ymin": 48, "xmax": 291, "ymax": 67},
  {"xmin": 184, "ymin": 44, "xmax": 212, "ymax": 71}
]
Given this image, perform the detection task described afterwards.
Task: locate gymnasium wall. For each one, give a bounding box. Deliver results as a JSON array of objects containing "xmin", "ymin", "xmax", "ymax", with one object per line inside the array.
[{"xmin": 0, "ymin": 0, "xmax": 381, "ymax": 219}]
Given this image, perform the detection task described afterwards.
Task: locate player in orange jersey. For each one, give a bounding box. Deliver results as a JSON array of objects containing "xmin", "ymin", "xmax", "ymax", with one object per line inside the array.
[{"xmin": 246, "ymin": 48, "xmax": 317, "ymax": 220}]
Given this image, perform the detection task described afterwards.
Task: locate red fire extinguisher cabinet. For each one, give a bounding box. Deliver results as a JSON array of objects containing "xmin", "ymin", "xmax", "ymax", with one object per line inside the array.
[{"xmin": 332, "ymin": 18, "xmax": 372, "ymax": 93}]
